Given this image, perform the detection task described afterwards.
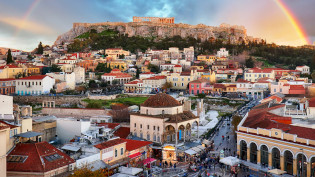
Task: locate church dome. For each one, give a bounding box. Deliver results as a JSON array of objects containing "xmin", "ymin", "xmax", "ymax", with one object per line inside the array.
[{"xmin": 141, "ymin": 93, "xmax": 181, "ymax": 108}]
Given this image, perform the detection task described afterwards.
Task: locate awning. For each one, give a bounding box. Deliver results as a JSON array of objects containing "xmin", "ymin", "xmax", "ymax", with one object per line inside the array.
[
  {"xmin": 202, "ymin": 139, "xmax": 212, "ymax": 145},
  {"xmin": 191, "ymin": 147, "xmax": 202, "ymax": 153},
  {"xmin": 61, "ymin": 144, "xmax": 80, "ymax": 152},
  {"xmin": 197, "ymin": 145, "xmax": 206, "ymax": 150},
  {"xmin": 268, "ymin": 169, "xmax": 287, "ymax": 175},
  {"xmin": 184, "ymin": 149, "xmax": 197, "ymax": 155},
  {"xmin": 142, "ymin": 158, "xmax": 156, "ymax": 165},
  {"xmin": 219, "ymin": 156, "xmax": 240, "ymax": 166},
  {"xmin": 129, "ymin": 152, "xmax": 141, "ymax": 159},
  {"xmin": 14, "ymin": 131, "xmax": 42, "ymax": 138}
]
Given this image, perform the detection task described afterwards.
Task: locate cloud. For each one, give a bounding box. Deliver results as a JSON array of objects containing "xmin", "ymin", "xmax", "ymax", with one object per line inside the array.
[{"xmin": 0, "ymin": 16, "xmax": 55, "ymax": 35}]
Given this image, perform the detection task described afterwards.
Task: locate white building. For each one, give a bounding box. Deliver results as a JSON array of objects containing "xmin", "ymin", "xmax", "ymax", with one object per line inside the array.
[
  {"xmin": 74, "ymin": 66, "xmax": 86, "ymax": 84},
  {"xmin": 46, "ymin": 72, "xmax": 76, "ymax": 90},
  {"xmin": 10, "ymin": 50, "xmax": 23, "ymax": 57},
  {"xmin": 296, "ymin": 65, "xmax": 310, "ymax": 75},
  {"xmin": 56, "ymin": 118, "xmax": 91, "ymax": 144},
  {"xmin": 183, "ymin": 46, "xmax": 194, "ymax": 61},
  {"xmin": 15, "ymin": 75, "xmax": 55, "ymax": 95},
  {"xmin": 216, "ymin": 48, "xmax": 229, "ymax": 58},
  {"xmin": 139, "ymin": 72, "xmax": 156, "ymax": 80},
  {"xmin": 0, "ymin": 95, "xmax": 13, "ymax": 119}
]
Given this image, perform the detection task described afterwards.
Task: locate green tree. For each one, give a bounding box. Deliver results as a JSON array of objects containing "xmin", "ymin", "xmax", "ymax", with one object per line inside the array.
[
  {"xmin": 51, "ymin": 64, "xmax": 62, "ymax": 72},
  {"xmin": 197, "ymin": 93, "xmax": 206, "ymax": 99},
  {"xmin": 119, "ymin": 54, "xmax": 125, "ymax": 59},
  {"xmin": 147, "ymin": 63, "xmax": 160, "ymax": 73},
  {"xmin": 135, "ymin": 66, "xmax": 140, "ymax": 79},
  {"xmin": 162, "ymin": 82, "xmax": 172, "ymax": 92},
  {"xmin": 86, "ymin": 102, "xmax": 102, "ymax": 109},
  {"xmin": 6, "ymin": 49, "xmax": 14, "ymax": 64},
  {"xmin": 88, "ymin": 80, "xmax": 98, "ymax": 88},
  {"xmin": 245, "ymin": 57, "xmax": 255, "ymax": 68},
  {"xmin": 36, "ymin": 42, "xmax": 44, "ymax": 54},
  {"xmin": 231, "ymin": 115, "xmax": 242, "ymax": 135},
  {"xmin": 70, "ymin": 166, "xmax": 106, "ymax": 177}
]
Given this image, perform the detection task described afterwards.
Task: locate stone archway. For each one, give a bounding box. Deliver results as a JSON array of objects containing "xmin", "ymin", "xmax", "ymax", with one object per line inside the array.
[
  {"xmin": 178, "ymin": 125, "xmax": 185, "ymax": 141},
  {"xmin": 240, "ymin": 140, "xmax": 247, "ymax": 161},
  {"xmin": 311, "ymin": 156, "xmax": 315, "ymax": 177},
  {"xmin": 296, "ymin": 153, "xmax": 307, "ymax": 177},
  {"xmin": 165, "ymin": 125, "xmax": 176, "ymax": 143},
  {"xmin": 249, "ymin": 143, "xmax": 257, "ymax": 164},
  {"xmin": 272, "ymin": 148, "xmax": 281, "ymax": 169},
  {"xmin": 260, "ymin": 145, "xmax": 269, "ymax": 167},
  {"xmin": 284, "ymin": 150, "xmax": 293, "ymax": 175},
  {"xmin": 186, "ymin": 123, "xmax": 191, "ymax": 140}
]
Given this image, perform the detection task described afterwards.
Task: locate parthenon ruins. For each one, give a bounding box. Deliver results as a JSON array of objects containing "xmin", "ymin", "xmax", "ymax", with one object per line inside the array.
[{"xmin": 133, "ymin": 16, "xmax": 174, "ymax": 24}]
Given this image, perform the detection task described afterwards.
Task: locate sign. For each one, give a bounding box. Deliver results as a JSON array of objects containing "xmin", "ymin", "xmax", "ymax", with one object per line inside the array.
[{"xmin": 220, "ymin": 150, "xmax": 224, "ymax": 159}]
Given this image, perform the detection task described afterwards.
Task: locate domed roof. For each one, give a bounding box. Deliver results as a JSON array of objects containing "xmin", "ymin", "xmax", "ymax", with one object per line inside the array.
[{"xmin": 141, "ymin": 93, "xmax": 181, "ymax": 108}]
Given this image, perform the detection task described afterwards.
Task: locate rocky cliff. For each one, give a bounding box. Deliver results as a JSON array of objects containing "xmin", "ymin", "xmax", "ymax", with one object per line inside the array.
[{"xmin": 54, "ymin": 21, "xmax": 258, "ymax": 45}]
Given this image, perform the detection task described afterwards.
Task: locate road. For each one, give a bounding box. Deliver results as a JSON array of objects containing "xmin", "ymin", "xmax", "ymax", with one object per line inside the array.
[{"xmin": 186, "ymin": 99, "xmax": 260, "ymax": 177}]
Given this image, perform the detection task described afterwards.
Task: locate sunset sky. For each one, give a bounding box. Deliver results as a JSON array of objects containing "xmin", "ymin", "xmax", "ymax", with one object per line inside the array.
[{"xmin": 0, "ymin": 0, "xmax": 314, "ymax": 51}]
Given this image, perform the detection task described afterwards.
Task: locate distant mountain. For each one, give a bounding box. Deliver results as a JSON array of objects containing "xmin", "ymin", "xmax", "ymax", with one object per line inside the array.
[{"xmin": 0, "ymin": 47, "xmax": 22, "ymax": 55}]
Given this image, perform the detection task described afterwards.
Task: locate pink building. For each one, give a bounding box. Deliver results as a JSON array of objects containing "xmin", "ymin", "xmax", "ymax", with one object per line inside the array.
[
  {"xmin": 189, "ymin": 78, "xmax": 212, "ymax": 95},
  {"xmin": 270, "ymin": 82, "xmax": 290, "ymax": 95}
]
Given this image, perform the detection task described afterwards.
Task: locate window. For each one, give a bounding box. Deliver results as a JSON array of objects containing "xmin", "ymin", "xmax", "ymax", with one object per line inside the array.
[
  {"xmin": 115, "ymin": 149, "xmax": 117, "ymax": 157},
  {"xmin": 157, "ymin": 136, "xmax": 160, "ymax": 142},
  {"xmin": 140, "ymin": 133, "xmax": 143, "ymax": 138},
  {"xmin": 181, "ymin": 78, "xmax": 184, "ymax": 81},
  {"xmin": 274, "ymin": 89, "xmax": 276, "ymax": 92},
  {"xmin": 280, "ymin": 88, "xmax": 282, "ymax": 92},
  {"xmin": 153, "ymin": 126, "xmax": 155, "ymax": 130},
  {"xmin": 134, "ymin": 123, "xmax": 136, "ymax": 127},
  {"xmin": 153, "ymin": 135, "xmax": 156, "ymax": 141},
  {"xmin": 162, "ymin": 110, "xmax": 165, "ymax": 115},
  {"xmin": 39, "ymin": 82, "xmax": 41, "ymax": 85},
  {"xmin": 197, "ymin": 85, "xmax": 199, "ymax": 88},
  {"xmin": 147, "ymin": 125, "xmax": 149, "ymax": 129},
  {"xmin": 146, "ymin": 110, "xmax": 148, "ymax": 115},
  {"xmin": 191, "ymin": 84, "xmax": 194, "ymax": 88},
  {"xmin": 174, "ymin": 83, "xmax": 177, "ymax": 86},
  {"xmin": 181, "ymin": 83, "xmax": 184, "ymax": 86},
  {"xmin": 121, "ymin": 148, "xmax": 124, "ymax": 155},
  {"xmin": 167, "ymin": 135, "xmax": 170, "ymax": 142},
  {"xmin": 147, "ymin": 134, "xmax": 150, "ymax": 140},
  {"xmin": 157, "ymin": 126, "xmax": 160, "ymax": 131},
  {"xmin": 134, "ymin": 132, "xmax": 137, "ymax": 137},
  {"xmin": 140, "ymin": 124, "xmax": 142, "ymax": 128}
]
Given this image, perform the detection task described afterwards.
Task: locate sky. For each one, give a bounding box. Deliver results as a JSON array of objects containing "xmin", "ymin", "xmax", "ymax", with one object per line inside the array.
[{"xmin": 0, "ymin": 0, "xmax": 315, "ymax": 51}]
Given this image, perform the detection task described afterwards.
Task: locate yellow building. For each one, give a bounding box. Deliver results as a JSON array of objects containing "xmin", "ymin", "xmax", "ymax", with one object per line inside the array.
[
  {"xmin": 237, "ymin": 102, "xmax": 315, "ymax": 176},
  {"xmin": 107, "ymin": 61, "xmax": 127, "ymax": 71},
  {"xmin": 164, "ymin": 70, "xmax": 198, "ymax": 90},
  {"xmin": 197, "ymin": 55, "xmax": 216, "ymax": 65},
  {"xmin": 0, "ymin": 125, "xmax": 9, "ymax": 177},
  {"xmin": 25, "ymin": 64, "xmax": 41, "ymax": 75},
  {"xmin": 141, "ymin": 66, "xmax": 150, "ymax": 73},
  {"xmin": 105, "ymin": 48, "xmax": 130, "ymax": 60},
  {"xmin": 201, "ymin": 70, "xmax": 216, "ymax": 84},
  {"xmin": 0, "ymin": 64, "xmax": 27, "ymax": 79},
  {"xmin": 95, "ymin": 138, "xmax": 127, "ymax": 166},
  {"xmin": 244, "ymin": 68, "xmax": 276, "ymax": 82}
]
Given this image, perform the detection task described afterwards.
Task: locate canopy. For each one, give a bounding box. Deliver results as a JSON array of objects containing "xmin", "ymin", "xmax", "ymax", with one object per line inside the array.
[
  {"xmin": 61, "ymin": 145, "xmax": 80, "ymax": 152},
  {"xmin": 184, "ymin": 149, "xmax": 197, "ymax": 155},
  {"xmin": 202, "ymin": 139, "xmax": 212, "ymax": 145},
  {"xmin": 14, "ymin": 131, "xmax": 42, "ymax": 138},
  {"xmin": 197, "ymin": 145, "xmax": 206, "ymax": 150},
  {"xmin": 191, "ymin": 147, "xmax": 202, "ymax": 153},
  {"xmin": 142, "ymin": 158, "xmax": 156, "ymax": 165},
  {"xmin": 128, "ymin": 152, "xmax": 141, "ymax": 159},
  {"xmin": 268, "ymin": 169, "xmax": 287, "ymax": 175},
  {"xmin": 219, "ymin": 156, "xmax": 240, "ymax": 166},
  {"xmin": 119, "ymin": 166, "xmax": 143, "ymax": 175}
]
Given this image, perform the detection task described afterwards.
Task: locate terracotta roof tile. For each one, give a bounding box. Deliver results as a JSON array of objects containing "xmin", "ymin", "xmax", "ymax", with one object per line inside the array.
[
  {"xmin": 114, "ymin": 127, "xmax": 130, "ymax": 139},
  {"xmin": 94, "ymin": 138, "xmax": 126, "ymax": 150},
  {"xmin": 141, "ymin": 93, "xmax": 181, "ymax": 108},
  {"xmin": 7, "ymin": 142, "xmax": 74, "ymax": 173},
  {"xmin": 121, "ymin": 139, "xmax": 152, "ymax": 151}
]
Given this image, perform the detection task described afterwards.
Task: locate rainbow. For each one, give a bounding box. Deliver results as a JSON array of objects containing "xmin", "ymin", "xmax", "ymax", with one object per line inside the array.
[
  {"xmin": 14, "ymin": 0, "xmax": 41, "ymax": 37},
  {"xmin": 274, "ymin": 0, "xmax": 311, "ymax": 45}
]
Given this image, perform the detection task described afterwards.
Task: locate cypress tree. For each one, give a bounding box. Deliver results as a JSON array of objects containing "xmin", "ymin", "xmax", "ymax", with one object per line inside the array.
[{"xmin": 6, "ymin": 49, "xmax": 14, "ymax": 64}]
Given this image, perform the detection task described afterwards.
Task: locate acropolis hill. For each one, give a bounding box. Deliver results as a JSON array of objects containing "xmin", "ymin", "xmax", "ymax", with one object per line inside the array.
[{"xmin": 55, "ymin": 16, "xmax": 260, "ymax": 45}]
